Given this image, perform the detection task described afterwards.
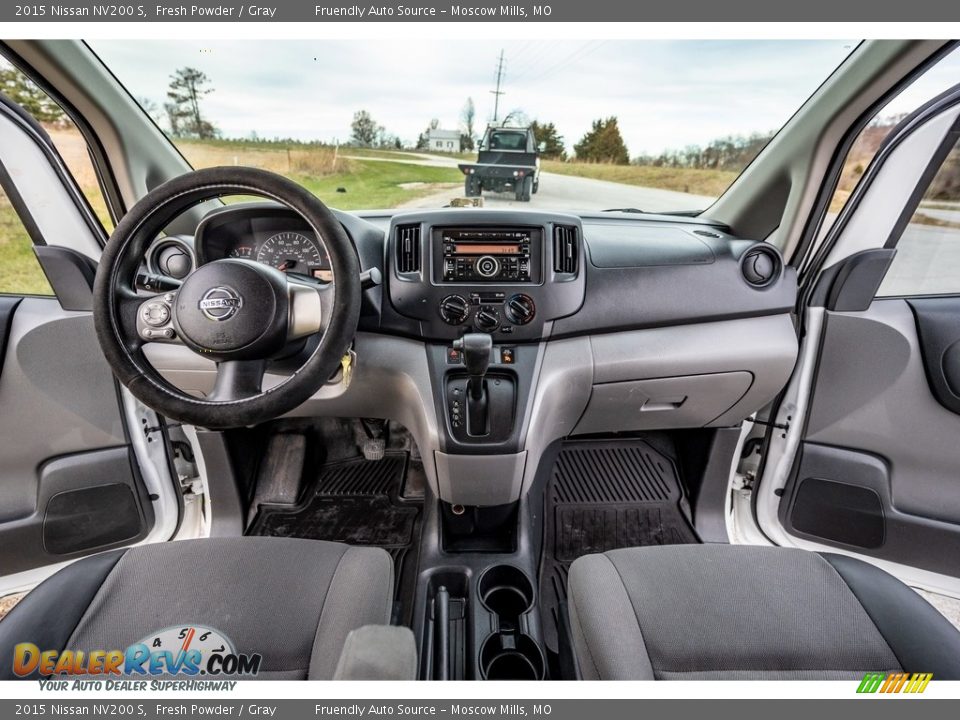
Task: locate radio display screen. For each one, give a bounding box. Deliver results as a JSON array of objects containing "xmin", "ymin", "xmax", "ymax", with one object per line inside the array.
[
  {"xmin": 452, "ymin": 244, "xmax": 521, "ymax": 255},
  {"xmin": 435, "ymin": 227, "xmax": 540, "ymax": 284}
]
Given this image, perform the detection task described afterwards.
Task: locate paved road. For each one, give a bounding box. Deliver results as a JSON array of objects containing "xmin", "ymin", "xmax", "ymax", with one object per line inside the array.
[
  {"xmin": 880, "ymin": 221, "xmax": 960, "ymax": 296},
  {"xmin": 915, "ymin": 202, "xmax": 960, "ymax": 225},
  {"xmin": 386, "ymin": 153, "xmax": 714, "ymax": 213}
]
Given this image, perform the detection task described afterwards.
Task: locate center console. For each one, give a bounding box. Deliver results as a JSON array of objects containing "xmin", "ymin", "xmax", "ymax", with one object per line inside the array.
[{"xmin": 387, "ymin": 209, "xmax": 587, "ymax": 504}]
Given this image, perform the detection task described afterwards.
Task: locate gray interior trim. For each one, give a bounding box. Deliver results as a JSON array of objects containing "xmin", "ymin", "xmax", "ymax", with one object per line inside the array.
[
  {"xmin": 333, "ymin": 626, "xmax": 418, "ymax": 681},
  {"xmin": 434, "ymin": 451, "xmax": 526, "ymax": 507},
  {"xmin": 192, "ymin": 430, "xmax": 245, "ymax": 538},
  {"xmin": 691, "ymin": 427, "xmax": 742, "ymax": 543}
]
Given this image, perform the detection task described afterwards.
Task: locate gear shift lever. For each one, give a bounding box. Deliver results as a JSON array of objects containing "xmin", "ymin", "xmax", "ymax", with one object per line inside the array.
[{"xmin": 453, "ymin": 333, "xmax": 492, "ymax": 401}]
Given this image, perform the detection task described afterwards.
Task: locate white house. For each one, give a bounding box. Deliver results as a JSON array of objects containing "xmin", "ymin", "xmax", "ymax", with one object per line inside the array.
[{"xmin": 427, "ymin": 128, "xmax": 462, "ymax": 153}]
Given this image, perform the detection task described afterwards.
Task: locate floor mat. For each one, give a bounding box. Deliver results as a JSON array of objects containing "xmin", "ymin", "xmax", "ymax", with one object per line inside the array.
[
  {"xmin": 539, "ymin": 439, "xmax": 698, "ymax": 655},
  {"xmin": 248, "ymin": 452, "xmax": 423, "ymax": 610}
]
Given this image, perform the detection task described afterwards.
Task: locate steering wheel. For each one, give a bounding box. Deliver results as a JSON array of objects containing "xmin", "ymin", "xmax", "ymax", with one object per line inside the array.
[{"xmin": 93, "ymin": 167, "xmax": 361, "ymax": 429}]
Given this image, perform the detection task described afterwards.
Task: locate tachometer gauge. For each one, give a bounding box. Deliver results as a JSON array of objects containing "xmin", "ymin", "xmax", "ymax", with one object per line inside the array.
[{"xmin": 256, "ymin": 231, "xmax": 326, "ymax": 274}]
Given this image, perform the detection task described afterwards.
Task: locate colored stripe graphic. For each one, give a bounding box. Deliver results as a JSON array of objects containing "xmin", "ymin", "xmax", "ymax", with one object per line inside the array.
[
  {"xmin": 857, "ymin": 673, "xmax": 885, "ymax": 693},
  {"xmin": 858, "ymin": 672, "xmax": 932, "ymax": 694}
]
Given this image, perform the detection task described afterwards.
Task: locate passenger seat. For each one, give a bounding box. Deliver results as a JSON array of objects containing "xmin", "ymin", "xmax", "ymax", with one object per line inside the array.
[{"xmin": 567, "ymin": 544, "xmax": 960, "ymax": 680}]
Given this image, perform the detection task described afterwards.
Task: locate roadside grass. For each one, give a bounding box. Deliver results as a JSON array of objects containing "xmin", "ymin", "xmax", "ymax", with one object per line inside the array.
[
  {"xmin": 176, "ymin": 137, "xmax": 352, "ymax": 177},
  {"xmin": 542, "ymin": 160, "xmax": 735, "ymax": 198},
  {"xmin": 289, "ymin": 162, "xmax": 461, "ymax": 210},
  {"xmin": 346, "ymin": 147, "xmax": 474, "ymax": 162},
  {"xmin": 342, "ymin": 147, "xmax": 427, "ymax": 161},
  {"xmin": 175, "ymin": 138, "xmax": 462, "ymax": 209},
  {"xmin": 0, "ymin": 202, "xmax": 53, "ymax": 295}
]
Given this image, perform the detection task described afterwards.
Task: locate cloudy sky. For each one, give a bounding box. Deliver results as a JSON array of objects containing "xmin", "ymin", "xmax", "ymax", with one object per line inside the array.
[{"xmin": 91, "ymin": 40, "xmax": 869, "ymax": 155}]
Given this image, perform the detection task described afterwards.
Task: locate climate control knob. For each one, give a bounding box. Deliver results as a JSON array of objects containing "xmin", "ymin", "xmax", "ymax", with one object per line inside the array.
[
  {"xmin": 505, "ymin": 293, "xmax": 536, "ymax": 325},
  {"xmin": 475, "ymin": 307, "xmax": 500, "ymax": 332},
  {"xmin": 439, "ymin": 294, "xmax": 470, "ymax": 325}
]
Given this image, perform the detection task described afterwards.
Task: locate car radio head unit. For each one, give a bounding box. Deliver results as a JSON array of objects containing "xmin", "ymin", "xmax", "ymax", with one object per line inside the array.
[{"xmin": 435, "ymin": 227, "xmax": 541, "ymax": 283}]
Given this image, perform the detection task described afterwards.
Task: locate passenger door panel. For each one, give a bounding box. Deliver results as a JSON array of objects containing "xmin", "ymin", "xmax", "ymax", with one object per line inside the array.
[
  {"xmin": 907, "ymin": 297, "xmax": 960, "ymax": 415},
  {"xmin": 779, "ymin": 298, "xmax": 960, "ymax": 576}
]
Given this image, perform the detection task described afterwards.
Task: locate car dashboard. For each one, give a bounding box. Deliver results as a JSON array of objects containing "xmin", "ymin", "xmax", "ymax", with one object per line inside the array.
[{"xmin": 142, "ymin": 203, "xmax": 799, "ymax": 507}]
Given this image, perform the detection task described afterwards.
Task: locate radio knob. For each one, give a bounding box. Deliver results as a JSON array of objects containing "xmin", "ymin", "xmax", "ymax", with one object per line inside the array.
[
  {"xmin": 475, "ymin": 307, "xmax": 500, "ymax": 332},
  {"xmin": 439, "ymin": 295, "xmax": 470, "ymax": 325},
  {"xmin": 475, "ymin": 255, "xmax": 500, "ymax": 278},
  {"xmin": 505, "ymin": 294, "xmax": 536, "ymax": 325}
]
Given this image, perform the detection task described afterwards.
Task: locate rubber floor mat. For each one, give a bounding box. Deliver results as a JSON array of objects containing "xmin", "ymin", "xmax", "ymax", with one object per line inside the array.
[
  {"xmin": 539, "ymin": 439, "xmax": 698, "ymax": 655},
  {"xmin": 249, "ymin": 452, "xmax": 422, "ymax": 573}
]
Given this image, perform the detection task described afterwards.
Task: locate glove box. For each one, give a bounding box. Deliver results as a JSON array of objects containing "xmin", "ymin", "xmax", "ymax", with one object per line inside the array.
[{"xmin": 572, "ymin": 371, "xmax": 754, "ymax": 434}]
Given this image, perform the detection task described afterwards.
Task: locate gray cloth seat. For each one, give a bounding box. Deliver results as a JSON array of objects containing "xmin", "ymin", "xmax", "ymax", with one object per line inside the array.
[
  {"xmin": 567, "ymin": 544, "xmax": 960, "ymax": 680},
  {"xmin": 0, "ymin": 537, "xmax": 395, "ymax": 680}
]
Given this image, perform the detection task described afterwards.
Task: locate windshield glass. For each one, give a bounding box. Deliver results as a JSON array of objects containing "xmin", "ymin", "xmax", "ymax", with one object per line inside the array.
[{"xmin": 90, "ymin": 39, "xmax": 857, "ymax": 213}]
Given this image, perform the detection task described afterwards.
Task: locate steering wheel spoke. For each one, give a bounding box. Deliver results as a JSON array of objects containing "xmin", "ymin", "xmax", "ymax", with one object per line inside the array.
[
  {"xmin": 133, "ymin": 290, "xmax": 182, "ymax": 345},
  {"xmin": 210, "ymin": 359, "xmax": 267, "ymax": 402},
  {"xmin": 287, "ymin": 278, "xmax": 332, "ymax": 340}
]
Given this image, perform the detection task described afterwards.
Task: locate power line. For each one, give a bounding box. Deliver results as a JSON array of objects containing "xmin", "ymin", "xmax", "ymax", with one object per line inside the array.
[{"xmin": 520, "ymin": 41, "xmax": 608, "ymax": 85}]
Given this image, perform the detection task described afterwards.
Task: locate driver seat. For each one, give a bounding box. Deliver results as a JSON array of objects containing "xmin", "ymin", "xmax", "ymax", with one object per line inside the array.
[{"xmin": 0, "ymin": 537, "xmax": 404, "ymax": 680}]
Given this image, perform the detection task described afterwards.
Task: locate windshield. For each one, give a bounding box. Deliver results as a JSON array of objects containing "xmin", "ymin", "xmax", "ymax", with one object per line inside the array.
[{"xmin": 90, "ymin": 39, "xmax": 857, "ymax": 214}]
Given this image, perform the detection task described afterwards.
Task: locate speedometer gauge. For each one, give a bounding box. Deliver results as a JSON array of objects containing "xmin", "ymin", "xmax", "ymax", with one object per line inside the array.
[{"xmin": 256, "ymin": 232, "xmax": 327, "ymax": 275}]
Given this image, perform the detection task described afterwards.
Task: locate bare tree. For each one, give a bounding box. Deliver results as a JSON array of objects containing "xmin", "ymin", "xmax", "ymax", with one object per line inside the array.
[
  {"xmin": 166, "ymin": 67, "xmax": 217, "ymax": 138},
  {"xmin": 350, "ymin": 110, "xmax": 382, "ymax": 147},
  {"xmin": 460, "ymin": 98, "xmax": 477, "ymax": 151},
  {"xmin": 500, "ymin": 108, "xmax": 528, "ymax": 127}
]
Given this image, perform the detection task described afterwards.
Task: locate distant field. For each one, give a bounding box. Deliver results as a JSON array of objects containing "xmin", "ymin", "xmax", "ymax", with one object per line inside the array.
[
  {"xmin": 542, "ymin": 160, "xmax": 738, "ymax": 198},
  {"xmin": 167, "ymin": 138, "xmax": 463, "ymax": 210}
]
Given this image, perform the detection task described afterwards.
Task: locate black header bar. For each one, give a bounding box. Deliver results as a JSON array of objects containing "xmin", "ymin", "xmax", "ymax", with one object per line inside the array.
[{"xmin": 4, "ymin": 0, "xmax": 960, "ymax": 23}]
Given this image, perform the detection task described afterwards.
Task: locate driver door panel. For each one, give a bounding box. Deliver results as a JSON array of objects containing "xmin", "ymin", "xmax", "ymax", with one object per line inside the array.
[{"xmin": 0, "ymin": 299, "xmax": 155, "ymax": 576}]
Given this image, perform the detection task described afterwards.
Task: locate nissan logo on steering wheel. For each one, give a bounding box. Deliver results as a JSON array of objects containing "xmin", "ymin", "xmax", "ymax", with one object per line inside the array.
[{"xmin": 199, "ymin": 286, "xmax": 243, "ymax": 321}]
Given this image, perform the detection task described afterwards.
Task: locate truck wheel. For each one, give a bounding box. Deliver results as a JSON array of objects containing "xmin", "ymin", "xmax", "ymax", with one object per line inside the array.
[
  {"xmin": 464, "ymin": 176, "xmax": 480, "ymax": 197},
  {"xmin": 516, "ymin": 176, "xmax": 533, "ymax": 202},
  {"xmin": 532, "ymin": 178, "xmax": 539, "ymax": 194}
]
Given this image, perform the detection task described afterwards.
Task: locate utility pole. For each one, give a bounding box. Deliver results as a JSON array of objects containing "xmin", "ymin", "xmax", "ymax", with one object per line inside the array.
[{"xmin": 490, "ymin": 49, "xmax": 505, "ymax": 123}]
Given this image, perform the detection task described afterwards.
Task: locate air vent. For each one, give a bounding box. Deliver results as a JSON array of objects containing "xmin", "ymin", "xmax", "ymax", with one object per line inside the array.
[
  {"xmin": 741, "ymin": 245, "xmax": 780, "ymax": 288},
  {"xmin": 553, "ymin": 225, "xmax": 578, "ymax": 274},
  {"xmin": 395, "ymin": 224, "xmax": 421, "ymax": 274}
]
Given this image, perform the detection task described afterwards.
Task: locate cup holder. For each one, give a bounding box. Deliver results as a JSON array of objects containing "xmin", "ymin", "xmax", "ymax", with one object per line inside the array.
[
  {"xmin": 478, "ymin": 564, "xmax": 535, "ymax": 618},
  {"xmin": 477, "ymin": 565, "xmax": 544, "ymax": 680},
  {"xmin": 480, "ymin": 633, "xmax": 545, "ymax": 680}
]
